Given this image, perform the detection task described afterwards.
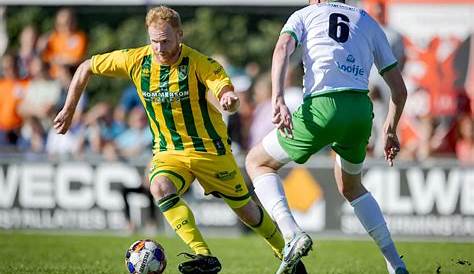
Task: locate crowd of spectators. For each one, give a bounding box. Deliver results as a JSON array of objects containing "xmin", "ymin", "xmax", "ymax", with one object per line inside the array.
[
  {"xmin": 0, "ymin": 5, "xmax": 473, "ymax": 165},
  {"xmin": 364, "ymin": 0, "xmax": 474, "ymax": 165}
]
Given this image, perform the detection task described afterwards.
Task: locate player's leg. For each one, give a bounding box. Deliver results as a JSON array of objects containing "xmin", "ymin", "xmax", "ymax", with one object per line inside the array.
[
  {"xmin": 246, "ymin": 97, "xmax": 331, "ymax": 245},
  {"xmin": 228, "ymin": 193, "xmax": 285, "ymax": 259},
  {"xmin": 331, "ymin": 92, "xmax": 408, "ymax": 274},
  {"xmin": 245, "ymin": 141, "xmax": 302, "ymax": 241},
  {"xmin": 246, "ymin": 130, "xmax": 313, "ymax": 274},
  {"xmin": 148, "ymin": 153, "xmax": 223, "ymax": 273},
  {"xmin": 334, "ymin": 158, "xmax": 407, "ymax": 274},
  {"xmin": 149, "ymin": 172, "xmax": 222, "ymax": 274},
  {"xmin": 191, "ymin": 151, "xmax": 306, "ymax": 274},
  {"xmin": 230, "ymin": 198, "xmax": 309, "ymax": 274},
  {"xmin": 150, "ymin": 174, "xmax": 211, "ymax": 256},
  {"xmin": 189, "ymin": 152, "xmax": 285, "ymax": 257}
]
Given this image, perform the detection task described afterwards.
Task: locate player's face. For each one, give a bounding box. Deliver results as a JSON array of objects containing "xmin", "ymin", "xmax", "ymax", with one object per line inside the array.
[{"xmin": 148, "ymin": 21, "xmax": 182, "ymax": 65}]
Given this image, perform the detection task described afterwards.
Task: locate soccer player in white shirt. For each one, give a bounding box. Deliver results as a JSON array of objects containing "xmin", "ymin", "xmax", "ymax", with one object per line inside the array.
[{"xmin": 245, "ymin": 1, "xmax": 409, "ymax": 274}]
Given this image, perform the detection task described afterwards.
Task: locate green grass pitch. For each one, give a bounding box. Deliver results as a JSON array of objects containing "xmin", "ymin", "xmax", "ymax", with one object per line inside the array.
[{"xmin": 0, "ymin": 231, "xmax": 472, "ymax": 274}]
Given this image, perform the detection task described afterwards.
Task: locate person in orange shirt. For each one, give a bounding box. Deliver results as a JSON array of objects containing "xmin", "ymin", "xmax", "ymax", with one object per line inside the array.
[
  {"xmin": 39, "ymin": 8, "xmax": 87, "ymax": 78},
  {"xmin": 0, "ymin": 53, "xmax": 28, "ymax": 146}
]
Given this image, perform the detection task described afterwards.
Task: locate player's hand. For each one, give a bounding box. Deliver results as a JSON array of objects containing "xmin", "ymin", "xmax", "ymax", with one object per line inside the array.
[
  {"xmin": 383, "ymin": 131, "xmax": 400, "ymax": 167},
  {"xmin": 53, "ymin": 108, "xmax": 75, "ymax": 135},
  {"xmin": 220, "ymin": 93, "xmax": 240, "ymax": 113},
  {"xmin": 272, "ymin": 99, "xmax": 293, "ymax": 138}
]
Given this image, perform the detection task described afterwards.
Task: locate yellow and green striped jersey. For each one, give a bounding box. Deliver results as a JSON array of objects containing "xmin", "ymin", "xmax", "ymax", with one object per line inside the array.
[{"xmin": 90, "ymin": 44, "xmax": 232, "ymax": 155}]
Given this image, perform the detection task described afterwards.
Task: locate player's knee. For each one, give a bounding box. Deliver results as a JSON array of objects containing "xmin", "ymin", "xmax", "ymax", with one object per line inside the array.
[
  {"xmin": 245, "ymin": 147, "xmax": 260, "ymax": 173},
  {"xmin": 149, "ymin": 177, "xmax": 177, "ymax": 200}
]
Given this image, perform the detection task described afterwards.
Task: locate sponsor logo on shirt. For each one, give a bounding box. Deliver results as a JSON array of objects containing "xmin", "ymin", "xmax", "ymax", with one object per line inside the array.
[
  {"xmin": 346, "ymin": 54, "xmax": 355, "ymax": 63},
  {"xmin": 142, "ymin": 89, "xmax": 190, "ymax": 103},
  {"xmin": 336, "ymin": 55, "xmax": 364, "ymax": 77}
]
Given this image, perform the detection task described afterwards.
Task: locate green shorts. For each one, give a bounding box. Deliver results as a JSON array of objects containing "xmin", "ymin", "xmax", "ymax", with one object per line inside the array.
[{"xmin": 278, "ymin": 91, "xmax": 373, "ymax": 164}]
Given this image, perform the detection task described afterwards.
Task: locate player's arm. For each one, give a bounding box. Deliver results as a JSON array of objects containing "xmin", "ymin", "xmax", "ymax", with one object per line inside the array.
[
  {"xmin": 371, "ymin": 17, "xmax": 407, "ymax": 166},
  {"xmin": 271, "ymin": 33, "xmax": 296, "ymax": 138},
  {"xmin": 54, "ymin": 49, "xmax": 132, "ymax": 134},
  {"xmin": 382, "ymin": 67, "xmax": 407, "ymax": 166},
  {"xmin": 217, "ymin": 85, "xmax": 240, "ymax": 113},
  {"xmin": 54, "ymin": 59, "xmax": 92, "ymax": 134},
  {"xmin": 198, "ymin": 54, "xmax": 239, "ymax": 113}
]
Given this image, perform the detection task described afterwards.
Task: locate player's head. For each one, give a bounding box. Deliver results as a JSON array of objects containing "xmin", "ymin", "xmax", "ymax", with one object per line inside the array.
[{"xmin": 146, "ymin": 6, "xmax": 183, "ymax": 65}]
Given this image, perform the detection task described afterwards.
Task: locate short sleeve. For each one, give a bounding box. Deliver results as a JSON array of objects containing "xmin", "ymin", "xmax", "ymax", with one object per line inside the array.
[
  {"xmin": 372, "ymin": 23, "xmax": 398, "ymax": 75},
  {"xmin": 196, "ymin": 55, "xmax": 233, "ymax": 98},
  {"xmin": 280, "ymin": 12, "xmax": 304, "ymax": 46},
  {"xmin": 90, "ymin": 49, "xmax": 132, "ymax": 79}
]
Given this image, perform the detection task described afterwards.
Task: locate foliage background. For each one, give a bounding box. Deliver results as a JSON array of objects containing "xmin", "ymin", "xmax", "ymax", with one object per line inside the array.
[{"xmin": 5, "ymin": 6, "xmax": 298, "ymax": 105}]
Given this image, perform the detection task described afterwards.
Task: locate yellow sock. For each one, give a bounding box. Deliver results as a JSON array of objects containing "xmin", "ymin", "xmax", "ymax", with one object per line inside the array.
[
  {"xmin": 158, "ymin": 194, "xmax": 210, "ymax": 255},
  {"xmin": 246, "ymin": 205, "xmax": 285, "ymax": 259}
]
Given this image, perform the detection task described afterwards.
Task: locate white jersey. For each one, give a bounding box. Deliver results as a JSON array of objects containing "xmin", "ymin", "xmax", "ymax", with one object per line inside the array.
[{"xmin": 281, "ymin": 2, "xmax": 397, "ymax": 98}]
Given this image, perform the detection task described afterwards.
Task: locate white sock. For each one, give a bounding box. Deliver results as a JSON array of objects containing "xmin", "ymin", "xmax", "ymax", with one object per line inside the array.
[
  {"xmin": 253, "ymin": 173, "xmax": 301, "ymax": 240},
  {"xmin": 351, "ymin": 192, "xmax": 406, "ymax": 271}
]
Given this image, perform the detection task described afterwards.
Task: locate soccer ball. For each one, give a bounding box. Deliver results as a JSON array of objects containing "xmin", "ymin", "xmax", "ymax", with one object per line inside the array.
[{"xmin": 125, "ymin": 239, "xmax": 167, "ymax": 274}]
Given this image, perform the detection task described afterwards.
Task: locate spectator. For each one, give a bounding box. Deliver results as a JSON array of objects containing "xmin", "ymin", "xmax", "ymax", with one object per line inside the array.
[
  {"xmin": 51, "ymin": 64, "xmax": 88, "ymax": 159},
  {"xmin": 83, "ymin": 102, "xmax": 126, "ymax": 156},
  {"xmin": 248, "ymin": 67, "xmax": 303, "ymax": 150},
  {"xmin": 17, "ymin": 25, "xmax": 39, "ymax": 78},
  {"xmin": 455, "ymin": 115, "xmax": 474, "ymax": 165},
  {"xmin": 19, "ymin": 57, "xmax": 61, "ymax": 127},
  {"xmin": 106, "ymin": 106, "xmax": 152, "ymax": 161},
  {"xmin": 17, "ymin": 57, "xmax": 62, "ymax": 153},
  {"xmin": 45, "ymin": 111, "xmax": 85, "ymax": 160},
  {"xmin": 228, "ymin": 74, "xmax": 253, "ymax": 153},
  {"xmin": 114, "ymin": 85, "xmax": 142, "ymax": 127},
  {"xmin": 39, "ymin": 8, "xmax": 87, "ymax": 78},
  {"xmin": 121, "ymin": 163, "xmax": 157, "ymax": 233},
  {"xmin": 245, "ymin": 61, "xmax": 261, "ymax": 81},
  {"xmin": 120, "ymin": 85, "xmax": 141, "ymax": 112},
  {"xmin": 248, "ymin": 72, "xmax": 273, "ymax": 148},
  {"xmin": 0, "ymin": 53, "xmax": 28, "ymax": 148},
  {"xmin": 55, "ymin": 64, "xmax": 87, "ymax": 116},
  {"xmin": 116, "ymin": 107, "xmax": 152, "ymax": 157}
]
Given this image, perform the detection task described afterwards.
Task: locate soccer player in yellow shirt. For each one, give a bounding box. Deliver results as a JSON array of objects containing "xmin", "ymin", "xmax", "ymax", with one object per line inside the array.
[{"xmin": 53, "ymin": 6, "xmax": 306, "ymax": 274}]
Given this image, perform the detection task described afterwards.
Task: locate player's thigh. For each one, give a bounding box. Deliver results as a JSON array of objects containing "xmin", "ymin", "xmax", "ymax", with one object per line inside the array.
[
  {"xmin": 331, "ymin": 94, "xmax": 373, "ymax": 165},
  {"xmin": 190, "ymin": 153, "xmax": 251, "ymax": 209},
  {"xmin": 276, "ymin": 101, "xmax": 333, "ymax": 164},
  {"xmin": 149, "ymin": 152, "xmax": 194, "ymax": 196},
  {"xmin": 246, "ymin": 140, "xmax": 286, "ymax": 177}
]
